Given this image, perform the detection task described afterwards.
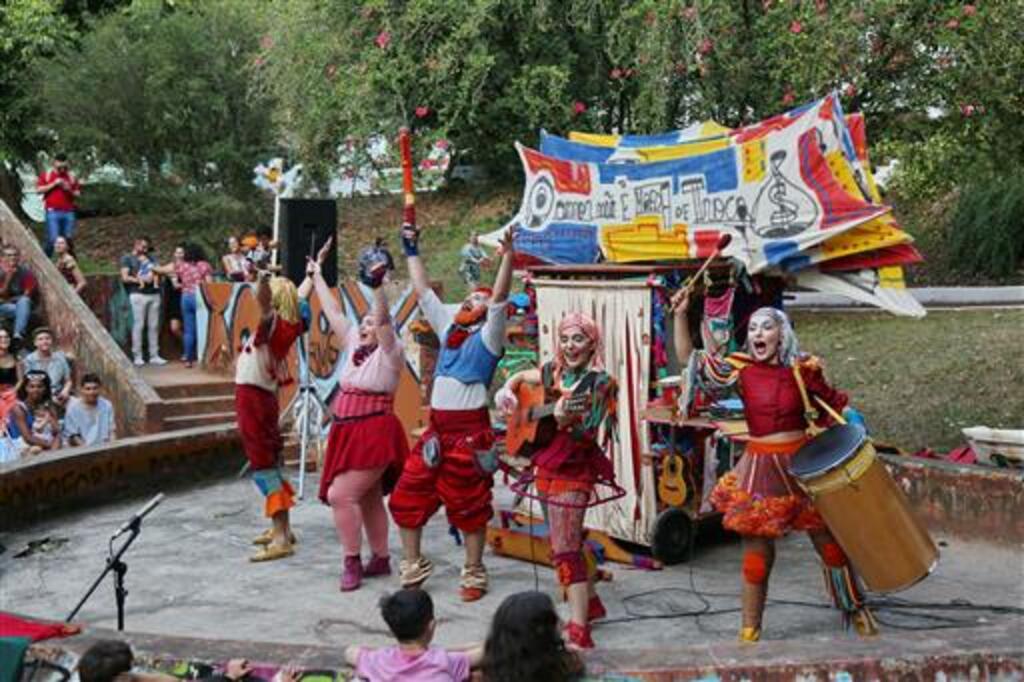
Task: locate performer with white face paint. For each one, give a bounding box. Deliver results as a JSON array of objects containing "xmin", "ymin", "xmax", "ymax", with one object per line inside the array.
[
  {"xmin": 672, "ymin": 291, "xmax": 878, "ymax": 643},
  {"xmin": 496, "ymin": 312, "xmax": 623, "ymax": 650}
]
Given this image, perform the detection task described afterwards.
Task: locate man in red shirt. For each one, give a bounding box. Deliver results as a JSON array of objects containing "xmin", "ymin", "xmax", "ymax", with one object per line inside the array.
[{"xmin": 36, "ymin": 153, "xmax": 81, "ymax": 257}]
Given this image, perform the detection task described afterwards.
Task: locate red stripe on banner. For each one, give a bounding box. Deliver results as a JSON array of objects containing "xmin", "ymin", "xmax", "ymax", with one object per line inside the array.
[
  {"xmin": 523, "ymin": 147, "xmax": 592, "ymax": 194},
  {"xmin": 798, "ymin": 129, "xmax": 885, "ymax": 229},
  {"xmin": 624, "ymin": 322, "xmax": 643, "ymax": 521},
  {"xmin": 820, "ymin": 244, "xmax": 923, "ymax": 271}
]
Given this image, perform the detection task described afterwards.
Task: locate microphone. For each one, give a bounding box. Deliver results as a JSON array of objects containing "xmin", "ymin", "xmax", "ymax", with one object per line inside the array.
[{"xmin": 111, "ymin": 493, "xmax": 165, "ymax": 540}]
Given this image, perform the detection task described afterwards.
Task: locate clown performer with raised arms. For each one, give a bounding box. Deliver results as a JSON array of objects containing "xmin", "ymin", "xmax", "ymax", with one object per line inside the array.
[
  {"xmin": 495, "ymin": 312, "xmax": 623, "ymax": 649},
  {"xmin": 236, "ymin": 267, "xmax": 309, "ymax": 562},
  {"xmin": 672, "ymin": 289, "xmax": 878, "ymax": 642},
  {"xmin": 387, "ymin": 222, "xmax": 515, "ymax": 601},
  {"xmin": 311, "ymin": 239, "xmax": 410, "ymax": 592}
]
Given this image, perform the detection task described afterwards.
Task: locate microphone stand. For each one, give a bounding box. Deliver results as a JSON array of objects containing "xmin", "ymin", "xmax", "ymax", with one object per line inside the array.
[{"xmin": 66, "ymin": 518, "xmax": 144, "ymax": 631}]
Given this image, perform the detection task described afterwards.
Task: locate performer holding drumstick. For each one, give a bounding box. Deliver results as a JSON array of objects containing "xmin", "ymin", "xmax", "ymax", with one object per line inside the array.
[{"xmin": 672, "ymin": 289, "xmax": 878, "ymax": 642}]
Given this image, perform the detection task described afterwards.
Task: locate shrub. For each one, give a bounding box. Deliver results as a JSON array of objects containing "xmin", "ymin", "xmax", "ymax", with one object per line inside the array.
[{"xmin": 947, "ymin": 172, "xmax": 1024, "ymax": 279}]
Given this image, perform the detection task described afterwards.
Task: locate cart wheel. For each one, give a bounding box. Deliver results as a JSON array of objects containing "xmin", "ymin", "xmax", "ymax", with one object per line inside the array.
[{"xmin": 652, "ymin": 508, "xmax": 694, "ymax": 565}]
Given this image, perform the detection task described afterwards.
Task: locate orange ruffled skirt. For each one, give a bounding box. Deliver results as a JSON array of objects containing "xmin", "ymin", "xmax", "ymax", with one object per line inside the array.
[{"xmin": 709, "ymin": 436, "xmax": 826, "ymax": 538}]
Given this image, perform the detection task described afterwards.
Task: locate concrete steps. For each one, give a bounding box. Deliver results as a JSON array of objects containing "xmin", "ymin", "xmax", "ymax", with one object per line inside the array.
[
  {"xmin": 162, "ymin": 411, "xmax": 237, "ymax": 431},
  {"xmin": 144, "ymin": 369, "xmax": 237, "ymax": 432}
]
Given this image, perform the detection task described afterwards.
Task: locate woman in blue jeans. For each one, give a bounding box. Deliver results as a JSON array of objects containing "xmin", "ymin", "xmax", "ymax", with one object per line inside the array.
[{"xmin": 154, "ymin": 243, "xmax": 212, "ymax": 368}]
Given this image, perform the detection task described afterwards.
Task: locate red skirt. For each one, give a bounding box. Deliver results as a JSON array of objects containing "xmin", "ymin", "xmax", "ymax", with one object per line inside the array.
[{"xmin": 318, "ymin": 412, "xmax": 409, "ymax": 503}]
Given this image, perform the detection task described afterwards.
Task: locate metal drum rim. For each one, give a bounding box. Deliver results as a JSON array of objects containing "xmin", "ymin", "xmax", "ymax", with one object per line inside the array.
[{"xmin": 789, "ymin": 423, "xmax": 868, "ymax": 480}]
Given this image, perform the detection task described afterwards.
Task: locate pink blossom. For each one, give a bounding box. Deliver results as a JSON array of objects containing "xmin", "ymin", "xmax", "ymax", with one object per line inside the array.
[
  {"xmin": 682, "ymin": 7, "xmax": 698, "ymax": 21},
  {"xmin": 962, "ymin": 4, "xmax": 977, "ymax": 16},
  {"xmin": 762, "ymin": 0, "xmax": 772, "ymax": 10},
  {"xmin": 815, "ymin": 0, "xmax": 828, "ymax": 13},
  {"xmin": 789, "ymin": 20, "xmax": 803, "ymax": 34},
  {"xmin": 415, "ymin": 106, "xmax": 431, "ymax": 118},
  {"xmin": 945, "ymin": 18, "xmax": 959, "ymax": 29},
  {"xmin": 375, "ymin": 30, "xmax": 391, "ymax": 49},
  {"xmin": 843, "ymin": 83, "xmax": 856, "ymax": 98},
  {"xmin": 419, "ymin": 158, "xmax": 437, "ymax": 170},
  {"xmin": 573, "ymin": 101, "xmax": 587, "ymax": 115},
  {"xmin": 434, "ymin": 139, "xmax": 450, "ymax": 150},
  {"xmin": 698, "ymin": 38, "xmax": 714, "ymax": 56},
  {"xmin": 253, "ymin": 56, "xmax": 265, "ymax": 68},
  {"xmin": 960, "ymin": 103, "xmax": 975, "ymax": 117},
  {"xmin": 610, "ymin": 67, "xmax": 623, "ymax": 80},
  {"xmin": 781, "ymin": 89, "xmax": 796, "ymax": 106}
]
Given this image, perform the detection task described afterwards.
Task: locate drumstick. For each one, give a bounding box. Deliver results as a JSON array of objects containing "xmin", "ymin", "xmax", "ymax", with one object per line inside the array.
[
  {"xmin": 682, "ymin": 233, "xmax": 732, "ymax": 294},
  {"xmin": 398, "ymin": 127, "xmax": 416, "ymax": 228}
]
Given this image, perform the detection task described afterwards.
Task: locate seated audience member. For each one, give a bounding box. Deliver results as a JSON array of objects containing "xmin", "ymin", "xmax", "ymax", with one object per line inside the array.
[
  {"xmin": 0, "ymin": 244, "xmax": 36, "ymax": 349},
  {"xmin": 344, "ymin": 589, "xmax": 481, "ymax": 682},
  {"xmin": 222, "ymin": 236, "xmax": 250, "ymax": 282},
  {"xmin": 22, "ymin": 327, "xmax": 72, "ymax": 407},
  {"xmin": 78, "ymin": 639, "xmax": 252, "ymax": 682},
  {"xmin": 30, "ymin": 401, "xmax": 61, "ymax": 452},
  {"xmin": 53, "ymin": 235, "xmax": 87, "ymax": 294},
  {"xmin": 0, "ymin": 326, "xmax": 20, "ymax": 390},
  {"xmin": 480, "ymin": 592, "xmax": 584, "ymax": 682},
  {"xmin": 7, "ymin": 371, "xmax": 59, "ymax": 456},
  {"xmin": 64, "ymin": 373, "xmax": 116, "ymax": 447}
]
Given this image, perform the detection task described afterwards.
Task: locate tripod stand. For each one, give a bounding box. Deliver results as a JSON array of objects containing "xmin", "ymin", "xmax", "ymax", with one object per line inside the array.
[{"xmin": 281, "ymin": 317, "xmax": 328, "ymax": 500}]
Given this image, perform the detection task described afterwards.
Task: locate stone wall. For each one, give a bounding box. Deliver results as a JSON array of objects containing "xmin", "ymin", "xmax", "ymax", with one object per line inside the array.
[
  {"xmin": 0, "ymin": 201, "xmax": 164, "ymax": 435},
  {"xmin": 0, "ymin": 424, "xmax": 240, "ymax": 530}
]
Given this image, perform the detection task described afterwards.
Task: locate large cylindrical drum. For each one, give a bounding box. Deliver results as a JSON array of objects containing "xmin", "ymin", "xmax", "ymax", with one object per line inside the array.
[{"xmin": 790, "ymin": 424, "xmax": 939, "ymax": 592}]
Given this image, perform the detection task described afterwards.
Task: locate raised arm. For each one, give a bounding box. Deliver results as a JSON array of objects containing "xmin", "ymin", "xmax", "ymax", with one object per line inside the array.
[
  {"xmin": 309, "ymin": 261, "xmax": 350, "ymax": 342},
  {"xmin": 369, "ymin": 287, "xmax": 397, "ymax": 350},
  {"xmin": 489, "ymin": 228, "xmax": 515, "ymax": 304},
  {"xmin": 401, "ymin": 224, "xmax": 431, "ymax": 297}
]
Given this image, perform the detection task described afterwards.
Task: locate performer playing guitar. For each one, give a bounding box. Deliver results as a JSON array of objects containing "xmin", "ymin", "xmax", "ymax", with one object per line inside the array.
[{"xmin": 496, "ymin": 313, "xmax": 624, "ymax": 649}]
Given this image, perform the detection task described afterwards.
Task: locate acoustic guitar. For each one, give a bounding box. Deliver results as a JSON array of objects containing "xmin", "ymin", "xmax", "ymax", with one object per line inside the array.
[
  {"xmin": 657, "ymin": 451, "xmax": 689, "ymax": 508},
  {"xmin": 504, "ymin": 382, "xmax": 589, "ymax": 458}
]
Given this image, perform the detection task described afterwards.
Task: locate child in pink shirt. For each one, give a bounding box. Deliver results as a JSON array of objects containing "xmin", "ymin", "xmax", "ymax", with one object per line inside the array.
[{"xmin": 344, "ymin": 589, "xmax": 481, "ymax": 682}]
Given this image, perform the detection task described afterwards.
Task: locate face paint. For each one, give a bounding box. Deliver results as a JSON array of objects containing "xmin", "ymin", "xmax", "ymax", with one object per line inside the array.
[
  {"xmin": 747, "ymin": 313, "xmax": 782, "ymax": 363},
  {"xmin": 559, "ymin": 329, "xmax": 594, "ymax": 370}
]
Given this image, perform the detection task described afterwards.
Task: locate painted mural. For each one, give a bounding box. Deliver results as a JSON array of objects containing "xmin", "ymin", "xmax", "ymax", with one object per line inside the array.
[{"xmin": 195, "ymin": 282, "xmax": 426, "ymax": 437}]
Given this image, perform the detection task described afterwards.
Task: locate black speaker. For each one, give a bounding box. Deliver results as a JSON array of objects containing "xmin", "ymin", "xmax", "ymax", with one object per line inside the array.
[{"xmin": 278, "ymin": 198, "xmax": 338, "ymax": 287}]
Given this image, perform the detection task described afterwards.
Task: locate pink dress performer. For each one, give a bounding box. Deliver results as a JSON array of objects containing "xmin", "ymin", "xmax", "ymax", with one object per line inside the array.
[{"xmin": 311, "ymin": 249, "xmax": 409, "ymax": 592}]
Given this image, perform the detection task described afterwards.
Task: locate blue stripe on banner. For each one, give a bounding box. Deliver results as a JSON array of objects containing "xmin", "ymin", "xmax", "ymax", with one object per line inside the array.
[
  {"xmin": 618, "ymin": 130, "xmax": 687, "ymax": 147},
  {"xmin": 596, "ymin": 147, "xmax": 739, "ymax": 193},
  {"xmin": 513, "ymin": 221, "xmax": 600, "ymax": 264},
  {"xmin": 764, "ymin": 239, "xmax": 801, "ymax": 266},
  {"xmin": 539, "ymin": 132, "xmax": 614, "ymax": 163}
]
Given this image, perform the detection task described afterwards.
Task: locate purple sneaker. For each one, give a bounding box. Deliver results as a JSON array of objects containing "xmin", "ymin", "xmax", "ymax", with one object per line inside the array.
[
  {"xmin": 364, "ymin": 555, "xmax": 392, "ymax": 578},
  {"xmin": 340, "ymin": 555, "xmax": 363, "ymax": 592}
]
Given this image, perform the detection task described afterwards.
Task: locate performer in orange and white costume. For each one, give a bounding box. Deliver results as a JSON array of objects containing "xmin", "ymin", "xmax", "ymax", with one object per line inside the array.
[
  {"xmin": 673, "ymin": 290, "xmax": 877, "ymax": 641},
  {"xmin": 236, "ymin": 271, "xmax": 304, "ymax": 562},
  {"xmin": 496, "ymin": 312, "xmax": 622, "ymax": 649}
]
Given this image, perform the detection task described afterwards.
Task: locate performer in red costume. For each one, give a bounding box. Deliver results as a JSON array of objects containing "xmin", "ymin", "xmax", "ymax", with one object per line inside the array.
[
  {"xmin": 673, "ymin": 290, "xmax": 878, "ymax": 642},
  {"xmin": 236, "ymin": 271, "xmax": 304, "ymax": 562},
  {"xmin": 388, "ymin": 224, "xmax": 514, "ymax": 601},
  {"xmin": 496, "ymin": 312, "xmax": 623, "ymax": 649}
]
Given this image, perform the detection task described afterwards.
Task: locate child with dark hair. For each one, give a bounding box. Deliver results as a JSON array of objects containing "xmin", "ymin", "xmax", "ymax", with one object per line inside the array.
[
  {"xmin": 77, "ymin": 640, "xmax": 134, "ymax": 682},
  {"xmin": 480, "ymin": 591, "xmax": 583, "ymax": 682},
  {"xmin": 343, "ymin": 589, "xmax": 481, "ymax": 681}
]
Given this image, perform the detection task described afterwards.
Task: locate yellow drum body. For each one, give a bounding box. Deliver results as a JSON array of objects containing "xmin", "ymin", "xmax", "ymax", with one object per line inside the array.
[{"xmin": 792, "ymin": 425, "xmax": 939, "ymax": 593}]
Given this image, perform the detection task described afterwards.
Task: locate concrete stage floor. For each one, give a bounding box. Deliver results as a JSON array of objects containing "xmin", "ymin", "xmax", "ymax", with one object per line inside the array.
[{"xmin": 1, "ymin": 475, "xmax": 1021, "ymax": 652}]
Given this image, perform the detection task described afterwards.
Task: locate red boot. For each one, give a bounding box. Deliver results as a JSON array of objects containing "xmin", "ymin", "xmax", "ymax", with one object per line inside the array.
[
  {"xmin": 564, "ymin": 621, "xmax": 594, "ymax": 649},
  {"xmin": 587, "ymin": 595, "xmax": 607, "ymax": 621}
]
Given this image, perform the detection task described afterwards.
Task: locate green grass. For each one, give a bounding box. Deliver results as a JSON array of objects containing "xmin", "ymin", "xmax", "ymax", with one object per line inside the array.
[{"xmin": 792, "ymin": 309, "xmax": 1024, "ymax": 452}]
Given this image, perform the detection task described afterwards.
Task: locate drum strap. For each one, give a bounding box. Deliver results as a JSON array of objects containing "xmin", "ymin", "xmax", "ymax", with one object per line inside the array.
[{"xmin": 792, "ymin": 366, "xmax": 847, "ymax": 435}]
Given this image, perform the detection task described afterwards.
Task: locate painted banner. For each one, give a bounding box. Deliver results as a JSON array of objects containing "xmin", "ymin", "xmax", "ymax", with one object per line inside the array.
[{"xmin": 494, "ymin": 94, "xmax": 890, "ymax": 274}]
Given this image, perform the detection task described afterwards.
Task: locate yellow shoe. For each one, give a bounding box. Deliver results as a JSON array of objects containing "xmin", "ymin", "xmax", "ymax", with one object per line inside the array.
[
  {"xmin": 739, "ymin": 626, "xmax": 761, "ymax": 643},
  {"xmin": 250, "ymin": 543, "xmax": 295, "ymax": 562},
  {"xmin": 852, "ymin": 608, "xmax": 879, "ymax": 637},
  {"xmin": 252, "ymin": 529, "xmax": 297, "ymax": 546}
]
